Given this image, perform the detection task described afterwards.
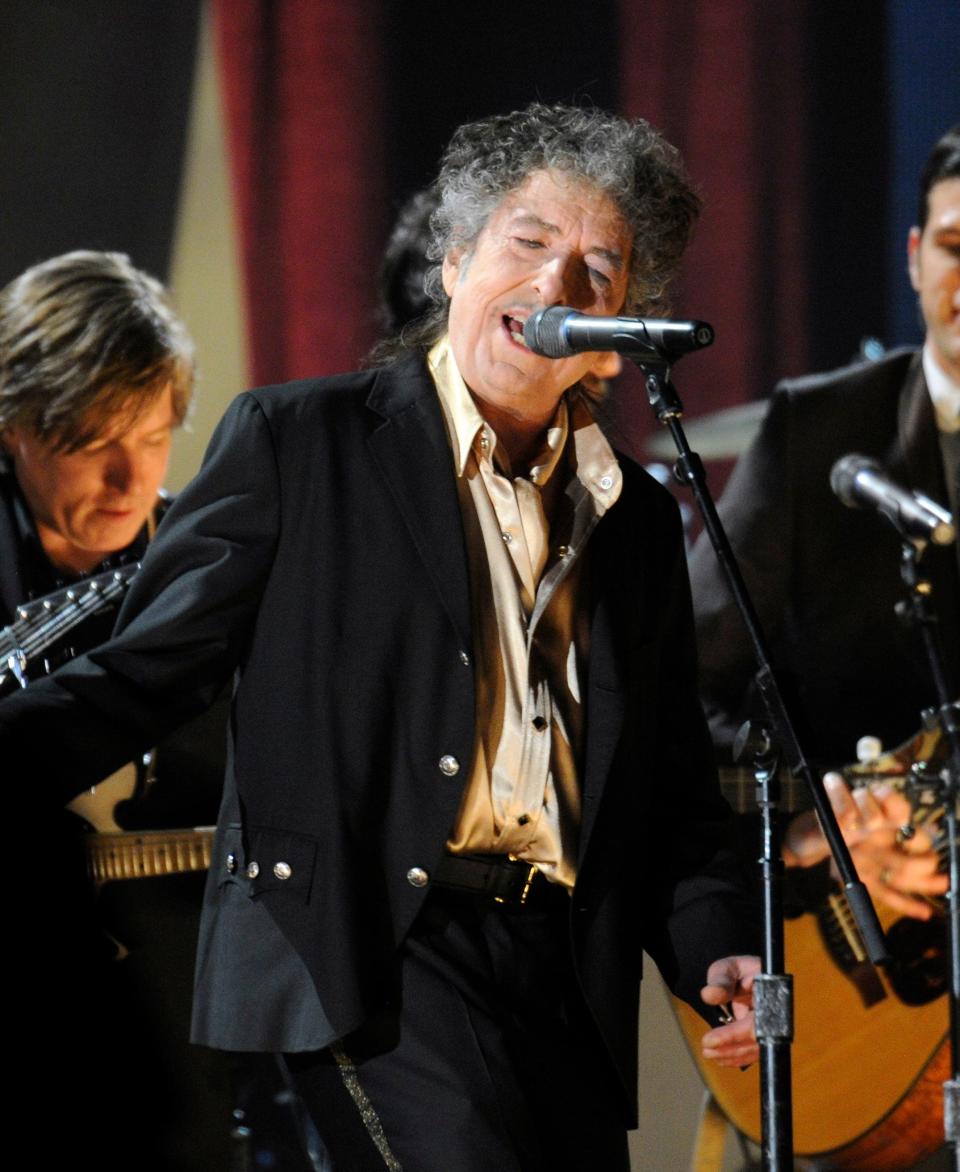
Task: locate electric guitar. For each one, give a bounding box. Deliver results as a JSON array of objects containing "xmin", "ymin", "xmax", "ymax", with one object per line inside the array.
[
  {"xmin": 2, "ymin": 567, "xmax": 216, "ymax": 885},
  {"xmin": 672, "ymin": 725, "xmax": 950, "ymax": 1169}
]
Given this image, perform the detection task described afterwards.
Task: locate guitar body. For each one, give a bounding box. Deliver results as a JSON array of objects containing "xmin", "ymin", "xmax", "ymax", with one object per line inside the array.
[
  {"xmin": 672, "ymin": 725, "xmax": 951, "ymax": 1166},
  {"xmin": 66, "ymin": 762, "xmax": 141, "ymax": 832},
  {"xmin": 673, "ymin": 904, "xmax": 947, "ymax": 1166}
]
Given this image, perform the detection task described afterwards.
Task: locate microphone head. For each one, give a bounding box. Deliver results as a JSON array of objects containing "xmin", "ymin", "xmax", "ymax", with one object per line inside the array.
[
  {"xmin": 523, "ymin": 307, "xmax": 572, "ymax": 358},
  {"xmin": 829, "ymin": 453, "xmax": 877, "ymax": 508}
]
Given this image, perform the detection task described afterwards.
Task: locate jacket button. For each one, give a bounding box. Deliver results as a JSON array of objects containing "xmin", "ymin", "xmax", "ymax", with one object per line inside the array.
[
  {"xmin": 406, "ymin": 867, "xmax": 429, "ymax": 888},
  {"xmin": 273, "ymin": 861, "xmax": 292, "ymax": 880},
  {"xmin": 246, "ymin": 861, "xmax": 260, "ymax": 879},
  {"xmin": 459, "ymin": 650, "xmax": 471, "ymax": 666},
  {"xmin": 439, "ymin": 754, "xmax": 460, "ymax": 776},
  {"xmin": 226, "ymin": 853, "xmax": 238, "ymax": 874}
]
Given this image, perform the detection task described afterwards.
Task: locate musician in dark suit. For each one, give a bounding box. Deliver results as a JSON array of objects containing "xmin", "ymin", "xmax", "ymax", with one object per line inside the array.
[
  {"xmin": 689, "ymin": 128, "xmax": 958, "ymax": 926},
  {"xmin": 1, "ymin": 105, "xmax": 760, "ymax": 1170},
  {"xmin": 0, "ymin": 251, "xmax": 235, "ymax": 1169}
]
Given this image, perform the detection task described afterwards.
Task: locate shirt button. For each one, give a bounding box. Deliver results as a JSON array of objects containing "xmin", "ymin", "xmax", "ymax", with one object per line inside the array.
[
  {"xmin": 246, "ymin": 861, "xmax": 260, "ymax": 879},
  {"xmin": 532, "ymin": 715, "xmax": 548, "ymax": 731},
  {"xmin": 598, "ymin": 474, "xmax": 614, "ymax": 491},
  {"xmin": 517, "ymin": 813, "xmax": 531, "ymax": 826},
  {"xmin": 406, "ymin": 867, "xmax": 429, "ymax": 888},
  {"xmin": 557, "ymin": 545, "xmax": 569, "ymax": 558},
  {"xmin": 273, "ymin": 861, "xmax": 293, "ymax": 880},
  {"xmin": 501, "ymin": 531, "xmax": 513, "ymax": 544},
  {"xmin": 459, "ymin": 650, "xmax": 471, "ymax": 666},
  {"xmin": 439, "ymin": 754, "xmax": 460, "ymax": 776}
]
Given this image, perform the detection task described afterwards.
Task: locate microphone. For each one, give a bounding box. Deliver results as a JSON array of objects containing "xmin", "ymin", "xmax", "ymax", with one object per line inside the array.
[
  {"xmin": 829, "ymin": 454, "xmax": 955, "ymax": 546},
  {"xmin": 523, "ymin": 306, "xmax": 714, "ymax": 360}
]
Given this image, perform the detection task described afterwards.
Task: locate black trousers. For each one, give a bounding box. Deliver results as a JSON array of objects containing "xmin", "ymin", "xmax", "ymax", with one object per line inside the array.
[{"xmin": 285, "ymin": 886, "xmax": 631, "ymax": 1172}]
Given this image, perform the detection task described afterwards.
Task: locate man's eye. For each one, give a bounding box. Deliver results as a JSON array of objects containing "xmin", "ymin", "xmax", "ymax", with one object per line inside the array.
[
  {"xmin": 515, "ymin": 237, "xmax": 545, "ymax": 249},
  {"xmin": 589, "ymin": 268, "xmax": 612, "ymax": 287}
]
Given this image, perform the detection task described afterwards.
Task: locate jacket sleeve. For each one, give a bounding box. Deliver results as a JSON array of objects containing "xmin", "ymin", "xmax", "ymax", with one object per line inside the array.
[{"xmin": 0, "ymin": 391, "xmax": 281, "ymax": 806}]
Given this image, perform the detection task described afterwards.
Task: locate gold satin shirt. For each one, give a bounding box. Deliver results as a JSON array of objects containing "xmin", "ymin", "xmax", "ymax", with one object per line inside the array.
[{"xmin": 428, "ymin": 337, "xmax": 622, "ymax": 889}]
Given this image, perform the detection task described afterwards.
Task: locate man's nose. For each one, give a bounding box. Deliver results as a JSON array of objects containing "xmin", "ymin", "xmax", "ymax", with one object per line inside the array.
[
  {"xmin": 532, "ymin": 254, "xmax": 591, "ymax": 309},
  {"xmin": 103, "ymin": 447, "xmax": 139, "ymax": 493}
]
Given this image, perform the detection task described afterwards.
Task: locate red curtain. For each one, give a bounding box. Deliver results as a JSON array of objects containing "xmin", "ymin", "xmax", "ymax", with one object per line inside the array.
[
  {"xmin": 214, "ymin": 0, "xmax": 386, "ymax": 385},
  {"xmin": 616, "ymin": 0, "xmax": 809, "ymax": 450}
]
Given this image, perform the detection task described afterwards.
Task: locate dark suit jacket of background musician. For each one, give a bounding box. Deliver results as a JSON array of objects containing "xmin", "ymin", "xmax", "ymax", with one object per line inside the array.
[{"xmin": 690, "ymin": 348, "xmax": 959, "ymax": 772}]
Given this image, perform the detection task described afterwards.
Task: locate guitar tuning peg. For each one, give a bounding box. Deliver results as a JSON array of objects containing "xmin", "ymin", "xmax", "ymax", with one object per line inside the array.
[{"xmin": 855, "ymin": 735, "xmax": 883, "ymax": 764}]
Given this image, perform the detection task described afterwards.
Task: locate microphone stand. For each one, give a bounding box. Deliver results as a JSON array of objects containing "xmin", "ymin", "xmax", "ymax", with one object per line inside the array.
[
  {"xmin": 896, "ymin": 540, "xmax": 960, "ymax": 1170},
  {"xmin": 633, "ymin": 354, "xmax": 889, "ymax": 1172}
]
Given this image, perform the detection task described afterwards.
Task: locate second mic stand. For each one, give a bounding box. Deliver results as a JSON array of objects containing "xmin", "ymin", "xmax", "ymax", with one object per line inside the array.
[
  {"xmin": 636, "ymin": 356, "xmax": 889, "ymax": 1171},
  {"xmin": 897, "ymin": 541, "xmax": 960, "ymax": 1169}
]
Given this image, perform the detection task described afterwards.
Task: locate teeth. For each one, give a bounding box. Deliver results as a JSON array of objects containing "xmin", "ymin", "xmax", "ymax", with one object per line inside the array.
[{"xmin": 507, "ymin": 317, "xmax": 528, "ymax": 347}]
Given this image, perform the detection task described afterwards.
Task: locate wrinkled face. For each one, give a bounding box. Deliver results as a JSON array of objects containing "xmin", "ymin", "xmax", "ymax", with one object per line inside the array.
[
  {"xmin": 442, "ymin": 169, "xmax": 633, "ymax": 427},
  {"xmin": 1, "ymin": 384, "xmax": 176, "ymax": 574},
  {"xmin": 908, "ymin": 177, "xmax": 960, "ymax": 382}
]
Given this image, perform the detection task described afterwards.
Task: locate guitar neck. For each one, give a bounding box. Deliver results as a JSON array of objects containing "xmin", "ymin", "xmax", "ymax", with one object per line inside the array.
[{"xmin": 86, "ymin": 826, "xmax": 215, "ymax": 885}]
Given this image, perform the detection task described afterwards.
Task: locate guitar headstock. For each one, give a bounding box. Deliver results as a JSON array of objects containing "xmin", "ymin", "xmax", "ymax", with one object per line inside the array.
[{"xmin": 0, "ymin": 561, "xmax": 140, "ymax": 694}]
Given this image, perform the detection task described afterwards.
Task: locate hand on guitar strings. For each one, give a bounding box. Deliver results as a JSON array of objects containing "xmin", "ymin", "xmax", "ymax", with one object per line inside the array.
[
  {"xmin": 782, "ymin": 774, "xmax": 947, "ymax": 920},
  {"xmin": 700, "ymin": 954, "xmax": 760, "ymax": 1068}
]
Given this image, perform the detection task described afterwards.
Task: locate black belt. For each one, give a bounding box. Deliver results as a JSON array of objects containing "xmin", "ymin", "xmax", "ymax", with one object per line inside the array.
[{"xmin": 432, "ymin": 853, "xmax": 560, "ymax": 909}]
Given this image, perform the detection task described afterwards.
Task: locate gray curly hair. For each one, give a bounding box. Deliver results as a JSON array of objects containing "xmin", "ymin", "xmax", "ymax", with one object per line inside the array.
[{"xmin": 377, "ymin": 102, "xmax": 700, "ymax": 359}]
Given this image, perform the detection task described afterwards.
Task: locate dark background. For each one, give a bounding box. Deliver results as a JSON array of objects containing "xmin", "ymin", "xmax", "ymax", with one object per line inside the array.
[{"xmin": 1, "ymin": 0, "xmax": 957, "ymax": 440}]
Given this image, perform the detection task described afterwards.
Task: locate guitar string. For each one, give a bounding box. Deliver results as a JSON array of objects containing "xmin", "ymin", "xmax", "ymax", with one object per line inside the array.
[{"xmin": 2, "ymin": 572, "xmax": 136, "ymax": 663}]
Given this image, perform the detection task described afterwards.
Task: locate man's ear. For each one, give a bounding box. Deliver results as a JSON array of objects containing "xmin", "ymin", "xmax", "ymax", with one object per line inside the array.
[
  {"xmin": 907, "ymin": 226, "xmax": 922, "ymax": 293},
  {"xmin": 590, "ymin": 351, "xmax": 623, "ymax": 381},
  {"xmin": 442, "ymin": 250, "xmax": 464, "ymax": 297}
]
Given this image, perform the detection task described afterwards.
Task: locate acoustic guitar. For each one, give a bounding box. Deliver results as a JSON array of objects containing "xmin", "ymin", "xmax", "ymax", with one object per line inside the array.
[{"xmin": 672, "ymin": 725, "xmax": 950, "ymax": 1169}]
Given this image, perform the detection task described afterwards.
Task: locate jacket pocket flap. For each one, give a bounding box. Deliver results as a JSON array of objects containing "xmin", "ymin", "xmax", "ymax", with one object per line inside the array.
[{"xmin": 216, "ymin": 824, "xmax": 317, "ymax": 901}]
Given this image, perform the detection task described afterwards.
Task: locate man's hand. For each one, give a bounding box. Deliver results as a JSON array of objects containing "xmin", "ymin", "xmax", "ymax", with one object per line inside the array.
[
  {"xmin": 782, "ymin": 774, "xmax": 946, "ymax": 919},
  {"xmin": 700, "ymin": 955, "xmax": 760, "ymax": 1068}
]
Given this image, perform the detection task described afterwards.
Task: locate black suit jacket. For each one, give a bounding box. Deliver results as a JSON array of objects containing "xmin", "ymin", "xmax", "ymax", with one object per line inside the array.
[
  {"xmin": 0, "ymin": 354, "xmax": 753, "ymax": 1120},
  {"xmin": 689, "ymin": 349, "xmax": 959, "ymax": 771}
]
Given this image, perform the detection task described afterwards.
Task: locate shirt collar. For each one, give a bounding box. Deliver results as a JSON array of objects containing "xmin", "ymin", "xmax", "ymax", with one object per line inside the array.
[
  {"xmin": 427, "ymin": 335, "xmax": 622, "ymax": 509},
  {"xmin": 923, "ymin": 344, "xmax": 960, "ymax": 433}
]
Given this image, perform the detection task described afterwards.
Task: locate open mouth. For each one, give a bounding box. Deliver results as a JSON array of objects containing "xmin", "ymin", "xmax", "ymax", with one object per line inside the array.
[{"xmin": 503, "ymin": 315, "xmax": 529, "ymax": 348}]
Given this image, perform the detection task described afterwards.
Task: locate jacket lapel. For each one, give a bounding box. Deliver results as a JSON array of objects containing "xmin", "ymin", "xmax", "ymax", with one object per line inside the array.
[
  {"xmin": 579, "ymin": 501, "xmax": 635, "ymax": 858},
  {"xmin": 365, "ymin": 355, "xmax": 473, "ymax": 651},
  {"xmin": 895, "ymin": 355, "xmax": 943, "ymax": 499},
  {"xmin": 893, "ymin": 357, "xmax": 960, "ymax": 694}
]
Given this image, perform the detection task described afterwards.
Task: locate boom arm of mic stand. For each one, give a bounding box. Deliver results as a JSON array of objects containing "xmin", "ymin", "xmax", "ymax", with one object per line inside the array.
[{"xmin": 638, "ymin": 357, "xmax": 889, "ymax": 967}]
